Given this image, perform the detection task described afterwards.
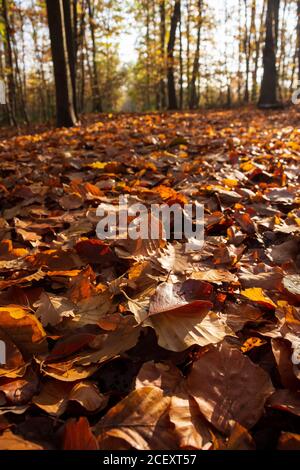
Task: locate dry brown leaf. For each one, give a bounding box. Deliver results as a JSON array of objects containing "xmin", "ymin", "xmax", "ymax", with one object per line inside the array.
[
  {"xmin": 33, "ymin": 379, "xmax": 107, "ymax": 416},
  {"xmin": 223, "ymin": 301, "xmax": 264, "ymax": 332},
  {"xmin": 95, "ymin": 387, "xmax": 176, "ymax": 450},
  {"xmin": 190, "ymin": 270, "xmax": 238, "ymax": 284},
  {"xmin": 271, "ymin": 338, "xmax": 300, "ymax": 390},
  {"xmin": 0, "ymin": 306, "xmax": 47, "ymax": 357},
  {"xmin": 135, "ymin": 361, "xmax": 182, "ymax": 392},
  {"xmin": 34, "ymin": 292, "xmax": 75, "ymax": 326},
  {"xmin": 283, "ymin": 274, "xmax": 300, "ymax": 297},
  {"xmin": 238, "ymin": 269, "xmax": 283, "ymax": 290},
  {"xmin": 0, "ymin": 429, "xmax": 43, "ymax": 450},
  {"xmin": 267, "ymin": 389, "xmax": 300, "ymax": 417},
  {"xmin": 145, "ymin": 310, "xmax": 233, "ymax": 352},
  {"xmin": 278, "ymin": 432, "xmax": 300, "ymax": 450},
  {"xmin": 225, "ymin": 423, "xmax": 256, "ymax": 450},
  {"xmin": 169, "ymin": 393, "xmax": 213, "ymax": 450},
  {"xmin": 186, "ymin": 341, "xmax": 274, "ymax": 435},
  {"xmin": 0, "ymin": 370, "xmax": 39, "ymax": 405}
]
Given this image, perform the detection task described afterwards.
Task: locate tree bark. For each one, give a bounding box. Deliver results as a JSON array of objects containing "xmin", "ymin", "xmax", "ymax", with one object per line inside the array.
[
  {"xmin": 243, "ymin": 0, "xmax": 250, "ymax": 103},
  {"xmin": 1, "ymin": 0, "xmax": 17, "ymax": 126},
  {"xmin": 167, "ymin": 0, "xmax": 180, "ymax": 110},
  {"xmin": 189, "ymin": 0, "xmax": 203, "ymax": 109},
  {"xmin": 278, "ymin": 0, "xmax": 287, "ymax": 101},
  {"xmin": 86, "ymin": 0, "xmax": 102, "ymax": 112},
  {"xmin": 10, "ymin": 6, "xmax": 29, "ymax": 124},
  {"xmin": 63, "ymin": 0, "xmax": 78, "ymax": 120},
  {"xmin": 159, "ymin": 0, "xmax": 166, "ymax": 109},
  {"xmin": 252, "ymin": 0, "xmax": 266, "ymax": 101},
  {"xmin": 186, "ymin": 0, "xmax": 191, "ymax": 104},
  {"xmin": 179, "ymin": 5, "xmax": 183, "ymax": 109},
  {"xmin": 76, "ymin": 0, "xmax": 86, "ymax": 113},
  {"xmin": 258, "ymin": 0, "xmax": 280, "ymax": 108},
  {"xmin": 46, "ymin": 0, "xmax": 78, "ymax": 127}
]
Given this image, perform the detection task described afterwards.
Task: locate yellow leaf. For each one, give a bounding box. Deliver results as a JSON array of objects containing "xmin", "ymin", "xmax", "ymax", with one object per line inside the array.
[
  {"xmin": 240, "ymin": 161, "xmax": 255, "ymax": 172},
  {"xmin": 88, "ymin": 162, "xmax": 108, "ymax": 170},
  {"xmin": 241, "ymin": 337, "xmax": 266, "ymax": 353},
  {"xmin": 222, "ymin": 178, "xmax": 238, "ymax": 188},
  {"xmin": 241, "ymin": 288, "xmax": 276, "ymax": 308}
]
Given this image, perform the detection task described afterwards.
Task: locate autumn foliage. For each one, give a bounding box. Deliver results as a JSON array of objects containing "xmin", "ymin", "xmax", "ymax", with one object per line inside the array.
[{"xmin": 0, "ymin": 107, "xmax": 299, "ymax": 450}]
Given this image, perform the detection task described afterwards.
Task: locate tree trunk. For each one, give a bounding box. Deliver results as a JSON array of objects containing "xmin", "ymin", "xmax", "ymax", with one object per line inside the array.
[
  {"xmin": 72, "ymin": 0, "xmax": 78, "ymax": 66},
  {"xmin": 186, "ymin": 0, "xmax": 191, "ymax": 105},
  {"xmin": 238, "ymin": 0, "xmax": 243, "ymax": 103},
  {"xmin": 159, "ymin": 0, "xmax": 166, "ymax": 109},
  {"xmin": 179, "ymin": 6, "xmax": 183, "ymax": 109},
  {"xmin": 278, "ymin": 0, "xmax": 287, "ymax": 101},
  {"xmin": 10, "ymin": 7, "xmax": 29, "ymax": 124},
  {"xmin": 86, "ymin": 0, "xmax": 102, "ymax": 112},
  {"xmin": 258, "ymin": 0, "xmax": 280, "ymax": 108},
  {"xmin": 46, "ymin": 0, "xmax": 78, "ymax": 127},
  {"xmin": 189, "ymin": 0, "xmax": 203, "ymax": 109},
  {"xmin": 167, "ymin": 0, "xmax": 180, "ymax": 110},
  {"xmin": 63, "ymin": 0, "xmax": 78, "ymax": 120},
  {"xmin": 145, "ymin": 0, "xmax": 151, "ymax": 109},
  {"xmin": 30, "ymin": 0, "xmax": 47, "ymax": 122},
  {"xmin": 76, "ymin": 0, "xmax": 86, "ymax": 113},
  {"xmin": 252, "ymin": 0, "xmax": 266, "ymax": 101},
  {"xmin": 1, "ymin": 0, "xmax": 17, "ymax": 126},
  {"xmin": 243, "ymin": 0, "xmax": 250, "ymax": 103}
]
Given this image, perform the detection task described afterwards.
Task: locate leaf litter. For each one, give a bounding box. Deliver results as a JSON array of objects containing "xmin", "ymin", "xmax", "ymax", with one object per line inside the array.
[{"xmin": 0, "ymin": 108, "xmax": 299, "ymax": 449}]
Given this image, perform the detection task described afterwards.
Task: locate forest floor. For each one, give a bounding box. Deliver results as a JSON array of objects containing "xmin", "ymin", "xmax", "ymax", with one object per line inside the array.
[{"xmin": 0, "ymin": 106, "xmax": 299, "ymax": 450}]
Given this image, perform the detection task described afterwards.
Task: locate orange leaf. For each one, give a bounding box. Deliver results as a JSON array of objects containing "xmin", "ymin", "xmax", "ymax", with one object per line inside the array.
[{"xmin": 63, "ymin": 417, "xmax": 98, "ymax": 450}]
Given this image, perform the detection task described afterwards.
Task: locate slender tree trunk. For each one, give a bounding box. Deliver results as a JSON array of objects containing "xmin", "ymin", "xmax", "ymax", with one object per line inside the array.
[
  {"xmin": 86, "ymin": 0, "xmax": 102, "ymax": 112},
  {"xmin": 77, "ymin": 0, "xmax": 86, "ymax": 112},
  {"xmin": 224, "ymin": 0, "xmax": 231, "ymax": 107},
  {"xmin": 63, "ymin": 0, "xmax": 78, "ymax": 120},
  {"xmin": 179, "ymin": 6, "xmax": 183, "ymax": 109},
  {"xmin": 10, "ymin": 8, "xmax": 29, "ymax": 124},
  {"xmin": 167, "ymin": 0, "xmax": 180, "ymax": 110},
  {"xmin": 189, "ymin": 0, "xmax": 203, "ymax": 109},
  {"xmin": 258, "ymin": 0, "xmax": 280, "ymax": 108},
  {"xmin": 1, "ymin": 0, "xmax": 17, "ymax": 126},
  {"xmin": 30, "ymin": 1, "xmax": 47, "ymax": 122},
  {"xmin": 18, "ymin": 6, "xmax": 28, "ymax": 120},
  {"xmin": 146, "ymin": 0, "xmax": 151, "ymax": 109},
  {"xmin": 159, "ymin": 0, "xmax": 166, "ymax": 109},
  {"xmin": 252, "ymin": 0, "xmax": 266, "ymax": 101},
  {"xmin": 186, "ymin": 0, "xmax": 191, "ymax": 105},
  {"xmin": 73, "ymin": 0, "xmax": 78, "ymax": 67},
  {"xmin": 84, "ymin": 29, "xmax": 93, "ymax": 110},
  {"xmin": 46, "ymin": 0, "xmax": 78, "ymax": 127},
  {"xmin": 278, "ymin": 0, "xmax": 287, "ymax": 101},
  {"xmin": 238, "ymin": 0, "xmax": 243, "ymax": 103},
  {"xmin": 244, "ymin": 0, "xmax": 250, "ymax": 102}
]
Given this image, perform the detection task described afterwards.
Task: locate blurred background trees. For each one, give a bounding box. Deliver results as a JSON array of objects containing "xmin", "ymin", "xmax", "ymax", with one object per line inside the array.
[{"xmin": 0, "ymin": 0, "xmax": 299, "ymax": 126}]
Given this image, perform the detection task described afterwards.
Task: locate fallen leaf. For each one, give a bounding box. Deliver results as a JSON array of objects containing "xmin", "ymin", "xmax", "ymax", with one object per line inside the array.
[
  {"xmin": 0, "ymin": 306, "xmax": 47, "ymax": 357},
  {"xmin": 186, "ymin": 341, "xmax": 274, "ymax": 435},
  {"xmin": 0, "ymin": 429, "xmax": 43, "ymax": 450},
  {"xmin": 63, "ymin": 417, "xmax": 98, "ymax": 450},
  {"xmin": 95, "ymin": 387, "xmax": 176, "ymax": 450},
  {"xmin": 33, "ymin": 380, "xmax": 107, "ymax": 416},
  {"xmin": 241, "ymin": 288, "xmax": 276, "ymax": 309}
]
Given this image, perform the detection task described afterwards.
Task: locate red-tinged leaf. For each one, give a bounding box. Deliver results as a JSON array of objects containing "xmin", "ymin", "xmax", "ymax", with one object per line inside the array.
[{"xmin": 63, "ymin": 417, "xmax": 99, "ymax": 450}]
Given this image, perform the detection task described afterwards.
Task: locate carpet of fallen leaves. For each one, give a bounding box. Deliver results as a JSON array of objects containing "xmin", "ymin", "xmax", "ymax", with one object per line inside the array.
[{"xmin": 0, "ymin": 107, "xmax": 299, "ymax": 451}]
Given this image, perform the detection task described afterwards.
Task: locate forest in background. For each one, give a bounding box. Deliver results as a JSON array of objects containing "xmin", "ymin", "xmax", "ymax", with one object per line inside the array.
[{"xmin": 0, "ymin": 0, "xmax": 299, "ymax": 126}]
